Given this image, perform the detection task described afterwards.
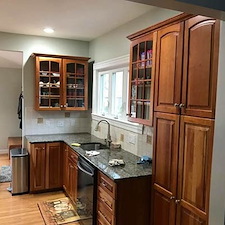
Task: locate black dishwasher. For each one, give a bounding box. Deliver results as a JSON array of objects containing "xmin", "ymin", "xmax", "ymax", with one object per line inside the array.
[{"xmin": 76, "ymin": 156, "xmax": 97, "ymax": 225}]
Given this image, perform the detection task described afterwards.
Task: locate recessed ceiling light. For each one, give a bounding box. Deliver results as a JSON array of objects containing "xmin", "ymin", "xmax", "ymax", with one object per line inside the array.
[{"xmin": 43, "ymin": 27, "xmax": 54, "ymax": 34}]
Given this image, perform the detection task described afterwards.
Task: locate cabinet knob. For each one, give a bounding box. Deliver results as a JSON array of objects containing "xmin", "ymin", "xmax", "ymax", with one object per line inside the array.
[
  {"xmin": 175, "ymin": 199, "xmax": 180, "ymax": 204},
  {"xmin": 102, "ymin": 182, "xmax": 107, "ymax": 187},
  {"xmin": 126, "ymin": 113, "xmax": 132, "ymax": 116},
  {"xmin": 170, "ymin": 196, "xmax": 175, "ymax": 200},
  {"xmin": 179, "ymin": 103, "xmax": 185, "ymax": 108},
  {"xmin": 174, "ymin": 103, "xmax": 179, "ymax": 107},
  {"xmin": 60, "ymin": 105, "xmax": 63, "ymax": 108}
]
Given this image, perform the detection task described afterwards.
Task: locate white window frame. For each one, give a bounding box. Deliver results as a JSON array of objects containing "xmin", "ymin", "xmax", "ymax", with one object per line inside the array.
[
  {"xmin": 92, "ymin": 55, "xmax": 143, "ymax": 134},
  {"xmin": 98, "ymin": 67, "xmax": 128, "ymax": 120}
]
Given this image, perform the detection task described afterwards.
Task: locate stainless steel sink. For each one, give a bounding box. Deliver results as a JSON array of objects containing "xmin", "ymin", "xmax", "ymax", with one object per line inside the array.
[{"xmin": 80, "ymin": 142, "xmax": 109, "ymax": 151}]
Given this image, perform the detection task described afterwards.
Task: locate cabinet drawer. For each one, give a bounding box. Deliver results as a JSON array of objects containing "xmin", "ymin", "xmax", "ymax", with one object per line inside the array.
[
  {"xmin": 98, "ymin": 202, "xmax": 115, "ymax": 225},
  {"xmin": 98, "ymin": 172, "xmax": 116, "ymax": 198},
  {"xmin": 68, "ymin": 147, "xmax": 78, "ymax": 163},
  {"xmin": 98, "ymin": 186, "xmax": 115, "ymax": 214}
]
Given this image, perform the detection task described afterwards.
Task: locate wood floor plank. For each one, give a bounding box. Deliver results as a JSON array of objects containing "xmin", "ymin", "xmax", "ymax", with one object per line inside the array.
[{"xmin": 0, "ymin": 154, "xmax": 82, "ymax": 225}]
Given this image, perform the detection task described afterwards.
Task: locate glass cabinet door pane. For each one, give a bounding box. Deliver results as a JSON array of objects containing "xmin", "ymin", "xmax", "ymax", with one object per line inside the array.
[
  {"xmin": 67, "ymin": 63, "xmax": 75, "ymax": 73},
  {"xmin": 146, "ymin": 41, "xmax": 153, "ymax": 67},
  {"xmin": 132, "ymin": 44, "xmax": 138, "ymax": 62},
  {"xmin": 137, "ymin": 83, "xmax": 144, "ymax": 99},
  {"xmin": 51, "ymin": 61, "xmax": 60, "ymax": 72},
  {"xmin": 144, "ymin": 82, "xmax": 151, "ymax": 100},
  {"xmin": 130, "ymin": 100, "xmax": 136, "ymax": 118},
  {"xmin": 132, "ymin": 64, "xmax": 137, "ymax": 80},
  {"xmin": 50, "ymin": 98, "xmax": 60, "ymax": 108},
  {"xmin": 143, "ymin": 102, "xmax": 150, "ymax": 120},
  {"xmin": 131, "ymin": 84, "xmax": 137, "ymax": 99},
  {"xmin": 40, "ymin": 98, "xmax": 49, "ymax": 107},
  {"xmin": 139, "ymin": 42, "xmax": 146, "ymax": 61},
  {"xmin": 136, "ymin": 101, "xmax": 143, "ymax": 118},
  {"xmin": 138, "ymin": 66, "xmax": 145, "ymax": 78},
  {"xmin": 76, "ymin": 64, "xmax": 84, "ymax": 74},
  {"xmin": 146, "ymin": 67, "xmax": 152, "ymax": 79},
  {"xmin": 40, "ymin": 61, "xmax": 49, "ymax": 71}
]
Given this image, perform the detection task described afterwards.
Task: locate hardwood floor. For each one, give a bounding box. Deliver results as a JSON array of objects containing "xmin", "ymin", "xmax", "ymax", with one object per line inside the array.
[{"xmin": 0, "ymin": 154, "xmax": 83, "ymax": 225}]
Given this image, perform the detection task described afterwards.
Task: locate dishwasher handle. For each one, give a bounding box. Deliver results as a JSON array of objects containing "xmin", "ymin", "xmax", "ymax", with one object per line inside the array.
[{"xmin": 77, "ymin": 160, "xmax": 95, "ymax": 177}]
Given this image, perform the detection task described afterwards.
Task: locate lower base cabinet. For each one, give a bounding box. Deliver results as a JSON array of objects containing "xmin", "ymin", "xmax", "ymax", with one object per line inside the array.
[
  {"xmin": 152, "ymin": 113, "xmax": 214, "ymax": 225},
  {"xmin": 29, "ymin": 142, "xmax": 62, "ymax": 192},
  {"xmin": 97, "ymin": 171, "xmax": 151, "ymax": 225},
  {"xmin": 63, "ymin": 145, "xmax": 78, "ymax": 204}
]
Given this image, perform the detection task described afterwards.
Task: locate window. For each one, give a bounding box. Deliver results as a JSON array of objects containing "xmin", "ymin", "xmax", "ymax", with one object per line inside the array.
[{"xmin": 98, "ymin": 67, "xmax": 128, "ymax": 120}]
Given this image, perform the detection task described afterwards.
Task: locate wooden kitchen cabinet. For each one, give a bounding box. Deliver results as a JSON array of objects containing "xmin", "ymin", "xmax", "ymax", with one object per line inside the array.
[
  {"xmin": 63, "ymin": 145, "xmax": 78, "ymax": 204},
  {"xmin": 97, "ymin": 171, "xmax": 151, "ymax": 225},
  {"xmin": 154, "ymin": 16, "xmax": 219, "ymax": 119},
  {"xmin": 30, "ymin": 142, "xmax": 62, "ymax": 192},
  {"xmin": 154, "ymin": 22, "xmax": 183, "ymax": 114},
  {"xmin": 45, "ymin": 142, "xmax": 62, "ymax": 189},
  {"xmin": 34, "ymin": 53, "xmax": 89, "ymax": 111},
  {"xmin": 30, "ymin": 143, "xmax": 46, "ymax": 191},
  {"xmin": 181, "ymin": 16, "xmax": 219, "ymax": 118},
  {"xmin": 63, "ymin": 143, "xmax": 69, "ymax": 192},
  {"xmin": 152, "ymin": 112, "xmax": 214, "ymax": 225},
  {"xmin": 127, "ymin": 31, "xmax": 157, "ymax": 126}
]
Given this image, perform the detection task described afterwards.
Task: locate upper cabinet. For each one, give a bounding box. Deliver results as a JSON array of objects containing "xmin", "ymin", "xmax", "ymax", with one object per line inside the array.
[
  {"xmin": 127, "ymin": 32, "xmax": 157, "ymax": 126},
  {"xmin": 34, "ymin": 54, "xmax": 89, "ymax": 111},
  {"xmin": 182, "ymin": 16, "xmax": 219, "ymax": 118},
  {"xmin": 154, "ymin": 22, "xmax": 184, "ymax": 114},
  {"xmin": 154, "ymin": 16, "xmax": 219, "ymax": 119}
]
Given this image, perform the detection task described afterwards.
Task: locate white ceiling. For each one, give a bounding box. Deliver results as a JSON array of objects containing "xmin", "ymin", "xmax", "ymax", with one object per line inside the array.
[{"xmin": 0, "ymin": 0, "xmax": 153, "ymax": 41}]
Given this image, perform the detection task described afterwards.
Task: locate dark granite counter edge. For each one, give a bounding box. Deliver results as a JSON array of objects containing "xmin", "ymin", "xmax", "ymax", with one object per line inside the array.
[{"xmin": 25, "ymin": 133, "xmax": 152, "ymax": 181}]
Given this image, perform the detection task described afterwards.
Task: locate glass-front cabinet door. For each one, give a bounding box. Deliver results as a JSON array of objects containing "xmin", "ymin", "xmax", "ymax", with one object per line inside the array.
[
  {"xmin": 128, "ymin": 32, "xmax": 156, "ymax": 126},
  {"xmin": 63, "ymin": 59, "xmax": 88, "ymax": 110},
  {"xmin": 35, "ymin": 57, "xmax": 62, "ymax": 110},
  {"xmin": 34, "ymin": 54, "xmax": 89, "ymax": 111}
]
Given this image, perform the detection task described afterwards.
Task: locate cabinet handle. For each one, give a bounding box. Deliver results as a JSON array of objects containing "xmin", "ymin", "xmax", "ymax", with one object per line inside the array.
[
  {"xmin": 170, "ymin": 196, "xmax": 175, "ymax": 200},
  {"xmin": 174, "ymin": 103, "xmax": 179, "ymax": 107},
  {"xmin": 179, "ymin": 103, "xmax": 185, "ymax": 108},
  {"xmin": 175, "ymin": 199, "xmax": 180, "ymax": 204},
  {"xmin": 102, "ymin": 182, "xmax": 107, "ymax": 187}
]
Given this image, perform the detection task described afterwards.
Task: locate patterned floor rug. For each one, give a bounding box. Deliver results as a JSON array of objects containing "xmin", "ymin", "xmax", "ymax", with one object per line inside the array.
[
  {"xmin": 0, "ymin": 165, "xmax": 11, "ymax": 183},
  {"xmin": 37, "ymin": 197, "xmax": 92, "ymax": 225}
]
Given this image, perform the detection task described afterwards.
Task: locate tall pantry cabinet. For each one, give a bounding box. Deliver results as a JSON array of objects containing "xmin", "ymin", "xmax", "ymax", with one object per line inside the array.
[{"xmin": 152, "ymin": 15, "xmax": 219, "ymax": 225}]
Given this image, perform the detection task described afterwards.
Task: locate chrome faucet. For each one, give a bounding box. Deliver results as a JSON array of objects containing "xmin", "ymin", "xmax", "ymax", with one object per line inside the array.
[{"xmin": 94, "ymin": 119, "xmax": 112, "ymax": 147}]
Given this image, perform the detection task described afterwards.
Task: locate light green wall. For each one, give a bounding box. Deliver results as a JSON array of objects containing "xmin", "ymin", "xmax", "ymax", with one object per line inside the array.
[
  {"xmin": 89, "ymin": 7, "xmax": 180, "ymax": 62},
  {"xmin": 0, "ymin": 32, "xmax": 89, "ymax": 136},
  {"xmin": 0, "ymin": 67, "xmax": 22, "ymax": 149}
]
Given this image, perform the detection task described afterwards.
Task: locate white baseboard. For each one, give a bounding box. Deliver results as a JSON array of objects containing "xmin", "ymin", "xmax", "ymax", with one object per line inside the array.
[{"xmin": 0, "ymin": 149, "xmax": 8, "ymax": 155}]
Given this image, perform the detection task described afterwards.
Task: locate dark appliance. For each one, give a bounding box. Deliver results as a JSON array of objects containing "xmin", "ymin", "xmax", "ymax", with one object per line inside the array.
[{"xmin": 77, "ymin": 156, "xmax": 96, "ymax": 225}]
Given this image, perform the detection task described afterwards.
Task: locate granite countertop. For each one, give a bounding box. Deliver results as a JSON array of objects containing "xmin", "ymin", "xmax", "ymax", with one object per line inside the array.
[{"xmin": 26, "ymin": 133, "xmax": 152, "ymax": 181}]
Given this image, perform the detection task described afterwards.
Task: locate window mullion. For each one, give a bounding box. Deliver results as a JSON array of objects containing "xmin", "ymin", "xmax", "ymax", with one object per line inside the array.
[{"xmin": 108, "ymin": 71, "xmax": 113, "ymax": 117}]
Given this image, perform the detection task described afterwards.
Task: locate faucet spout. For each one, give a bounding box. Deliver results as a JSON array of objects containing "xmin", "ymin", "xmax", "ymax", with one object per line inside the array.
[{"xmin": 95, "ymin": 119, "xmax": 112, "ymax": 147}]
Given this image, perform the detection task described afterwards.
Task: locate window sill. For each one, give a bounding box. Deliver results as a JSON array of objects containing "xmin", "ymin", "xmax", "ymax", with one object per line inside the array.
[{"xmin": 92, "ymin": 113, "xmax": 143, "ymax": 134}]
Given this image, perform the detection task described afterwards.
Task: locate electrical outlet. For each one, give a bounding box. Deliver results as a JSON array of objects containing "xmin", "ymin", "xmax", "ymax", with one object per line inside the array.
[
  {"xmin": 146, "ymin": 135, "xmax": 152, "ymax": 144},
  {"xmin": 37, "ymin": 118, "xmax": 43, "ymax": 124},
  {"xmin": 57, "ymin": 120, "xmax": 64, "ymax": 127},
  {"xmin": 65, "ymin": 112, "xmax": 70, "ymax": 118},
  {"xmin": 120, "ymin": 134, "xmax": 124, "ymax": 142}
]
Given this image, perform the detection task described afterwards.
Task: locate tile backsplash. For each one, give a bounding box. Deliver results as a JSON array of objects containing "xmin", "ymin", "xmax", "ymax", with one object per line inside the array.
[
  {"xmin": 25, "ymin": 107, "xmax": 91, "ymax": 135},
  {"xmin": 91, "ymin": 118, "xmax": 153, "ymax": 157}
]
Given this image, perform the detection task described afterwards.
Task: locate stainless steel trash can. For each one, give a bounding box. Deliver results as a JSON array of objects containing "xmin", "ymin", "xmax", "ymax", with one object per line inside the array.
[{"xmin": 10, "ymin": 148, "xmax": 29, "ymax": 195}]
